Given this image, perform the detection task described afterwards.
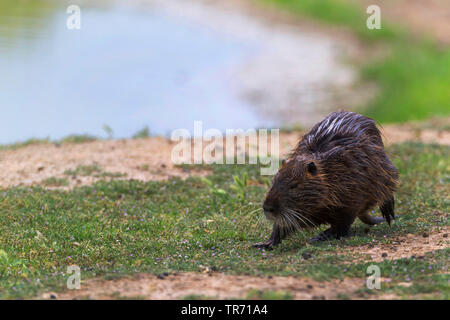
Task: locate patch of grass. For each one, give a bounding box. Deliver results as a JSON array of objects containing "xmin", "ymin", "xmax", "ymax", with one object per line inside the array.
[
  {"xmin": 280, "ymin": 124, "xmax": 305, "ymax": 133},
  {"xmin": 183, "ymin": 294, "xmax": 217, "ymax": 300},
  {"xmin": 0, "ymin": 138, "xmax": 50, "ymax": 151},
  {"xmin": 64, "ymin": 164, "xmax": 126, "ymax": 179},
  {"xmin": 132, "ymin": 126, "xmax": 150, "ymax": 139},
  {"xmin": 260, "ymin": 0, "xmax": 450, "ymax": 123},
  {"xmin": 58, "ymin": 134, "xmax": 97, "ymax": 144},
  {"xmin": 0, "ymin": 142, "xmax": 448, "ymax": 299},
  {"xmin": 363, "ymin": 44, "xmax": 450, "ymax": 123},
  {"xmin": 246, "ymin": 289, "xmax": 293, "ymax": 300},
  {"xmin": 41, "ymin": 177, "xmax": 69, "ymax": 187},
  {"xmin": 94, "ymin": 172, "xmax": 127, "ymax": 179},
  {"xmin": 109, "ymin": 292, "xmax": 146, "ymax": 300},
  {"xmin": 64, "ymin": 164, "xmax": 102, "ymax": 177},
  {"xmin": 263, "ymin": 0, "xmax": 402, "ymax": 41}
]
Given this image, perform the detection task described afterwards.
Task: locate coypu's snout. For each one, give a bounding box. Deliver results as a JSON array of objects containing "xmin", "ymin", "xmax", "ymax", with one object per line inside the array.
[{"xmin": 263, "ymin": 197, "xmax": 280, "ymax": 221}]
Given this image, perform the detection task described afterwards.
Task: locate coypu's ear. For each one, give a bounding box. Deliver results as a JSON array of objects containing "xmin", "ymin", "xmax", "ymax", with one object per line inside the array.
[
  {"xmin": 307, "ymin": 162, "xmax": 318, "ymax": 175},
  {"xmin": 281, "ymin": 158, "xmax": 286, "ymax": 166}
]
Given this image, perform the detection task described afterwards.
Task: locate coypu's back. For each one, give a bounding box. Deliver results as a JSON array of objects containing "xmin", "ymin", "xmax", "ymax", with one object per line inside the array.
[{"xmin": 297, "ymin": 111, "xmax": 383, "ymax": 156}]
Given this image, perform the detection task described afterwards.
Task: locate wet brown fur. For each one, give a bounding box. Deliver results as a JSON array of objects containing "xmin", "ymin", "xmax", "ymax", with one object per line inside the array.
[{"xmin": 254, "ymin": 111, "xmax": 399, "ymax": 249}]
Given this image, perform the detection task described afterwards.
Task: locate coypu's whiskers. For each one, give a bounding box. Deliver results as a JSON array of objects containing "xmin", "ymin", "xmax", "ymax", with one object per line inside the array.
[
  {"xmin": 246, "ymin": 207, "xmax": 263, "ymax": 217},
  {"xmin": 288, "ymin": 208, "xmax": 319, "ymax": 229},
  {"xmin": 286, "ymin": 208, "xmax": 315, "ymax": 229},
  {"xmin": 281, "ymin": 209, "xmax": 307, "ymax": 240}
]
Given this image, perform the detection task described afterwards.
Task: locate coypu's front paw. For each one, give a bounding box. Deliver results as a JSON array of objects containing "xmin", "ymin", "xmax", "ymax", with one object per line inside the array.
[{"xmin": 253, "ymin": 240, "xmax": 276, "ymax": 250}]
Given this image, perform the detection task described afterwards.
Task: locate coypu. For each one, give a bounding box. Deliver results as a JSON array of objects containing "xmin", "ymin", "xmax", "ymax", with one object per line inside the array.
[{"xmin": 254, "ymin": 111, "xmax": 399, "ymax": 249}]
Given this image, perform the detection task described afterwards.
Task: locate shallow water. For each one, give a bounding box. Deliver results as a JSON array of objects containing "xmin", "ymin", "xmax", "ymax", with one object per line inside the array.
[{"xmin": 0, "ymin": 0, "xmax": 355, "ymax": 144}]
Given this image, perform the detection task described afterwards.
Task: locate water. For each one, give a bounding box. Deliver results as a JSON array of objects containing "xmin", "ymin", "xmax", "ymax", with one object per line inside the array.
[
  {"xmin": 0, "ymin": 0, "xmax": 357, "ymax": 145},
  {"xmin": 0, "ymin": 0, "xmax": 273, "ymax": 144}
]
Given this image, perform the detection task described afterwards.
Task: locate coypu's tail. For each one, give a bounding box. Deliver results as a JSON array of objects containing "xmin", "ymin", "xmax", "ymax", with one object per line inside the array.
[
  {"xmin": 359, "ymin": 197, "xmax": 397, "ymax": 226},
  {"xmin": 358, "ymin": 213, "xmax": 386, "ymax": 225}
]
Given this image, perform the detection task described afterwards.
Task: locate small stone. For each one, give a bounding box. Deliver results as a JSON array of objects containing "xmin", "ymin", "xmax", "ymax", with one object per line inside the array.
[
  {"xmin": 268, "ymin": 275, "xmax": 273, "ymax": 279},
  {"xmin": 157, "ymin": 274, "xmax": 166, "ymax": 280},
  {"xmin": 306, "ymin": 284, "xmax": 313, "ymax": 289},
  {"xmin": 443, "ymin": 234, "xmax": 448, "ymax": 238},
  {"xmin": 302, "ymin": 252, "xmax": 312, "ymax": 260},
  {"xmin": 50, "ymin": 294, "xmax": 57, "ymax": 299},
  {"xmin": 161, "ymin": 164, "xmax": 167, "ymax": 168},
  {"xmin": 210, "ymin": 266, "xmax": 218, "ymax": 272},
  {"xmin": 422, "ymin": 233, "xmax": 429, "ymax": 238},
  {"xmin": 382, "ymin": 253, "xmax": 388, "ymax": 258},
  {"xmin": 162, "ymin": 272, "xmax": 169, "ymax": 277}
]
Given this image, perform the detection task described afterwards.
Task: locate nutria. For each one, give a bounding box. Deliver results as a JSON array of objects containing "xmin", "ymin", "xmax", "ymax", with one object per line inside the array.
[{"xmin": 254, "ymin": 111, "xmax": 399, "ymax": 249}]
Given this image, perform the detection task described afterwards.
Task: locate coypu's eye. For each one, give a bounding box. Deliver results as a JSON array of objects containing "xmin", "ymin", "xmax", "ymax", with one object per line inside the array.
[{"xmin": 307, "ymin": 162, "xmax": 318, "ymax": 175}]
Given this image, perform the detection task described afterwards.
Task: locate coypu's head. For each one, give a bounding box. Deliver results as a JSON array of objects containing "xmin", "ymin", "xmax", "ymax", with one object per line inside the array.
[{"xmin": 263, "ymin": 156, "xmax": 323, "ymax": 227}]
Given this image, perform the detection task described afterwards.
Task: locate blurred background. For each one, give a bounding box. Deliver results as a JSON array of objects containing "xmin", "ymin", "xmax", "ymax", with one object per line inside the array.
[{"xmin": 0, "ymin": 0, "xmax": 448, "ymax": 144}]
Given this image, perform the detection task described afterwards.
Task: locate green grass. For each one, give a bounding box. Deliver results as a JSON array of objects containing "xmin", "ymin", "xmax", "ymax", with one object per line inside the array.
[
  {"xmin": 0, "ymin": 134, "xmax": 97, "ymax": 151},
  {"xmin": 132, "ymin": 126, "xmax": 151, "ymax": 139},
  {"xmin": 263, "ymin": 0, "xmax": 402, "ymax": 41},
  {"xmin": 0, "ymin": 142, "xmax": 448, "ymax": 299},
  {"xmin": 0, "ymin": 138, "xmax": 51, "ymax": 151},
  {"xmin": 58, "ymin": 134, "xmax": 97, "ymax": 144},
  {"xmin": 41, "ymin": 177, "xmax": 70, "ymax": 188},
  {"xmin": 246, "ymin": 289, "xmax": 293, "ymax": 300},
  {"xmin": 64, "ymin": 164, "xmax": 127, "ymax": 179},
  {"xmin": 261, "ymin": 0, "xmax": 450, "ymax": 123}
]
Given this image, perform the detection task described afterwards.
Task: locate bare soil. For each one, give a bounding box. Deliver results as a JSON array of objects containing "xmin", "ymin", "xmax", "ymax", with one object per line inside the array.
[
  {"xmin": 41, "ymin": 272, "xmax": 373, "ymax": 300},
  {"xmin": 0, "ymin": 123, "xmax": 448, "ymax": 190},
  {"xmin": 342, "ymin": 225, "xmax": 450, "ymax": 263}
]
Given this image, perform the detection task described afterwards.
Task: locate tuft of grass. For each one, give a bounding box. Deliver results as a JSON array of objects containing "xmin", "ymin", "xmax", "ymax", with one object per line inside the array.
[
  {"xmin": 246, "ymin": 289, "xmax": 293, "ymax": 300},
  {"xmin": 0, "ymin": 142, "xmax": 448, "ymax": 299},
  {"xmin": 64, "ymin": 164, "xmax": 126, "ymax": 179},
  {"xmin": 183, "ymin": 294, "xmax": 217, "ymax": 300},
  {"xmin": 41, "ymin": 177, "xmax": 69, "ymax": 187},
  {"xmin": 64, "ymin": 164, "xmax": 102, "ymax": 177},
  {"xmin": 0, "ymin": 138, "xmax": 50, "ymax": 151},
  {"xmin": 132, "ymin": 126, "xmax": 150, "ymax": 139},
  {"xmin": 58, "ymin": 134, "xmax": 97, "ymax": 144}
]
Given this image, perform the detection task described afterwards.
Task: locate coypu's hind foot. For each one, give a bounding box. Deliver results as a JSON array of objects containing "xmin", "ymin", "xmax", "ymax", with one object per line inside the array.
[
  {"xmin": 253, "ymin": 240, "xmax": 277, "ymax": 250},
  {"xmin": 380, "ymin": 197, "xmax": 395, "ymax": 225},
  {"xmin": 309, "ymin": 225, "xmax": 351, "ymax": 243}
]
